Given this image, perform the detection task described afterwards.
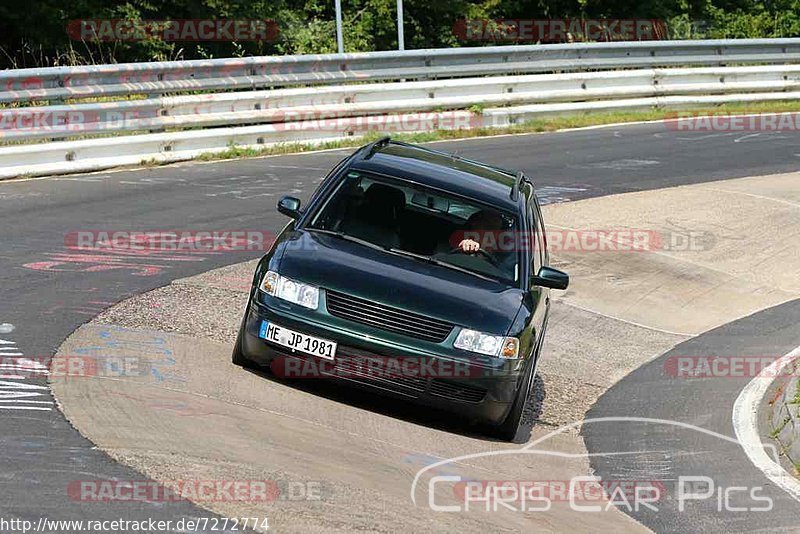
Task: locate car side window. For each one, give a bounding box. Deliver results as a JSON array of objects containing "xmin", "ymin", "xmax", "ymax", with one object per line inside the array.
[
  {"xmin": 528, "ymin": 196, "xmax": 544, "ymax": 275},
  {"xmin": 533, "ymin": 198, "xmax": 547, "ymax": 270}
]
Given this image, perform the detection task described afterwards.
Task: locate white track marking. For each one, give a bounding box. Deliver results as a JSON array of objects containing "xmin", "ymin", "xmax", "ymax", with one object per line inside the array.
[
  {"xmin": 733, "ymin": 345, "xmax": 800, "ymax": 503},
  {"xmin": 0, "ymin": 334, "xmax": 54, "ymax": 411},
  {"xmin": 561, "ymin": 300, "xmax": 696, "ymax": 337},
  {"xmin": 734, "ymin": 133, "xmax": 762, "ymax": 143},
  {"xmin": 695, "ymin": 187, "xmax": 800, "ymax": 209}
]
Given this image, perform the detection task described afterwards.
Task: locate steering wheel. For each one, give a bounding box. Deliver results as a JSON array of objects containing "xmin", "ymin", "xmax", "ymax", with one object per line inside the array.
[{"xmin": 448, "ymin": 247, "xmax": 501, "ymax": 267}]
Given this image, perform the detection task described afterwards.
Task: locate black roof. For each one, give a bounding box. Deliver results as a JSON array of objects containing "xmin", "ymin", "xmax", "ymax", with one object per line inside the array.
[{"xmin": 349, "ymin": 140, "xmax": 523, "ymax": 211}]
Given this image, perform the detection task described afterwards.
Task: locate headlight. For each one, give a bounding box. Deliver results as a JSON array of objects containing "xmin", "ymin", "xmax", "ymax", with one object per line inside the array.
[
  {"xmin": 259, "ymin": 270, "xmax": 319, "ymax": 310},
  {"xmin": 454, "ymin": 328, "xmax": 519, "ymax": 359}
]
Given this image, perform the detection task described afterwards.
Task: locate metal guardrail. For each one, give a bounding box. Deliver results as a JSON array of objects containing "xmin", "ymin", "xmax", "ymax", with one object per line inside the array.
[
  {"xmin": 3, "ymin": 65, "xmax": 800, "ymax": 142},
  {"xmin": 3, "ymin": 39, "xmax": 800, "ymax": 103},
  {"xmin": 1, "ymin": 38, "xmax": 800, "ymax": 178}
]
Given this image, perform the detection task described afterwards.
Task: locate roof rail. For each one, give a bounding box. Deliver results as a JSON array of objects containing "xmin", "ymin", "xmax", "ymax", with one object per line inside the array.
[
  {"xmin": 363, "ymin": 136, "xmax": 392, "ymax": 159},
  {"xmin": 510, "ymin": 171, "xmax": 526, "ymax": 201},
  {"xmin": 392, "ymin": 140, "xmax": 516, "ymax": 177}
]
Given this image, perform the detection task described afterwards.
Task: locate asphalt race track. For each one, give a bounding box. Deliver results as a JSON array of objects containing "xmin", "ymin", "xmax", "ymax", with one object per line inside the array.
[
  {"xmin": 585, "ymin": 299, "xmax": 800, "ymax": 532},
  {"xmin": 2, "ymin": 122, "xmax": 800, "ymax": 531}
]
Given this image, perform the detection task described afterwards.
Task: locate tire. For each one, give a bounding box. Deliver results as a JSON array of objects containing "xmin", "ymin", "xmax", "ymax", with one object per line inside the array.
[
  {"xmin": 493, "ymin": 358, "xmax": 535, "ymax": 442},
  {"xmin": 495, "ymin": 319, "xmax": 549, "ymax": 441},
  {"xmin": 231, "ymin": 308, "xmax": 256, "ymax": 369}
]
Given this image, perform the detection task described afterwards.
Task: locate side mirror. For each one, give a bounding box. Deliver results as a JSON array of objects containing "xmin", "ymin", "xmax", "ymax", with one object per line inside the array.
[
  {"xmin": 532, "ymin": 266, "xmax": 569, "ymax": 290},
  {"xmin": 277, "ymin": 195, "xmax": 302, "ymax": 219}
]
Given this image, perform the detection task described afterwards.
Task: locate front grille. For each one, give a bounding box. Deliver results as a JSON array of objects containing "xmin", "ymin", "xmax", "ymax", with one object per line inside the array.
[
  {"xmin": 328, "ymin": 350, "xmax": 427, "ymax": 394},
  {"xmin": 429, "ymin": 379, "xmax": 487, "ymax": 403},
  {"xmin": 325, "ymin": 290, "xmax": 454, "ymax": 343}
]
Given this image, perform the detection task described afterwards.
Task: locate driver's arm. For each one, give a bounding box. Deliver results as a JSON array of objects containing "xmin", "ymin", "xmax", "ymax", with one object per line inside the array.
[{"xmin": 458, "ymin": 239, "xmax": 481, "ymax": 253}]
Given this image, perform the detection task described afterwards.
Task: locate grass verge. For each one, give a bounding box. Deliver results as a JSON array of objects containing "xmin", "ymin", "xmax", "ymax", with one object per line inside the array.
[{"xmin": 189, "ymin": 101, "xmax": 800, "ymax": 163}]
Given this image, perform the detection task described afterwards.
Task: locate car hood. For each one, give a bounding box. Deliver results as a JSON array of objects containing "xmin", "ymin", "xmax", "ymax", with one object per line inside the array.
[{"xmin": 274, "ymin": 229, "xmax": 524, "ymax": 335}]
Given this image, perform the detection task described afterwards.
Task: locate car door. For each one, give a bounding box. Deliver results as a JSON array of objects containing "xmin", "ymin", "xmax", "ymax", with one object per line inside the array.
[{"xmin": 527, "ymin": 188, "xmax": 550, "ymax": 353}]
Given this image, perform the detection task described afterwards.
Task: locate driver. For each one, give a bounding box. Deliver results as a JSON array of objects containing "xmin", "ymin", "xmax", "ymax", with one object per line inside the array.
[
  {"xmin": 458, "ymin": 210, "xmax": 502, "ymax": 253},
  {"xmin": 457, "ymin": 210, "xmax": 517, "ymax": 276}
]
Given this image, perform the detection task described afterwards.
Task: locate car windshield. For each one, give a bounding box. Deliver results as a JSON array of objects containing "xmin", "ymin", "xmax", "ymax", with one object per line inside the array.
[{"xmin": 307, "ymin": 171, "xmax": 520, "ymax": 284}]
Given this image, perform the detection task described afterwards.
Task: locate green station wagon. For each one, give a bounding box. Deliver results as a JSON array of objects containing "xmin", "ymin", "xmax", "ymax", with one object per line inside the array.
[{"xmin": 233, "ymin": 137, "xmax": 568, "ymax": 441}]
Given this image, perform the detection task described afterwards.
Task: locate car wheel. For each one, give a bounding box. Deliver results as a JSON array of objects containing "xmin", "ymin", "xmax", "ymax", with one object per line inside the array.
[
  {"xmin": 231, "ymin": 309, "xmax": 256, "ymax": 369},
  {"xmin": 493, "ymin": 357, "xmax": 535, "ymax": 442}
]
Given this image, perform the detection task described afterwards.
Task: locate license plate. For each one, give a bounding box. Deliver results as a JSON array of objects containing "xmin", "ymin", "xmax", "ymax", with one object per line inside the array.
[{"xmin": 259, "ymin": 320, "xmax": 336, "ymax": 361}]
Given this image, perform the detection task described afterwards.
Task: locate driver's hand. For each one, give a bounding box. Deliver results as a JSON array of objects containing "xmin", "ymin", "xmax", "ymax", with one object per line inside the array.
[{"xmin": 458, "ymin": 239, "xmax": 480, "ymax": 253}]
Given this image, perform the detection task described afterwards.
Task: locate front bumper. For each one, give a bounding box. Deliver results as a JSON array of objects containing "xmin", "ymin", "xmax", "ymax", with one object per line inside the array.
[{"xmin": 241, "ymin": 296, "xmax": 527, "ymax": 426}]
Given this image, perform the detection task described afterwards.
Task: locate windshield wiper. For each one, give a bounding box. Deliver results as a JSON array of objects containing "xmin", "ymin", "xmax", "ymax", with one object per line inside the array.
[
  {"xmin": 306, "ymin": 227, "xmax": 389, "ymax": 251},
  {"xmin": 387, "ymin": 248, "xmax": 498, "ymax": 283}
]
